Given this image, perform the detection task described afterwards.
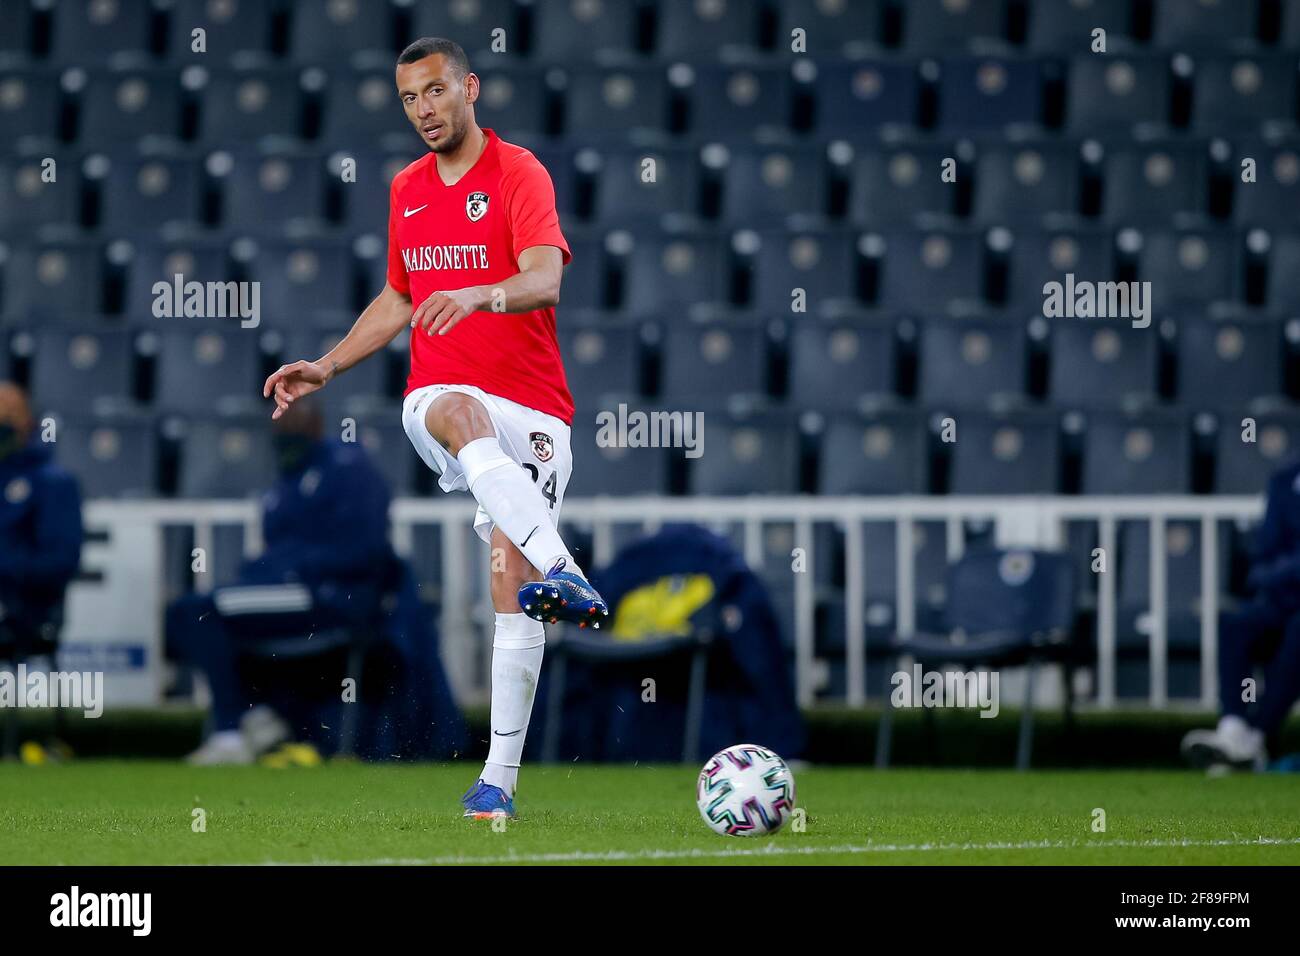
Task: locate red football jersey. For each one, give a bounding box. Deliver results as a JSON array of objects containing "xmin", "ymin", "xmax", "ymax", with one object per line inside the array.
[{"xmin": 387, "ymin": 128, "xmax": 575, "ymax": 424}]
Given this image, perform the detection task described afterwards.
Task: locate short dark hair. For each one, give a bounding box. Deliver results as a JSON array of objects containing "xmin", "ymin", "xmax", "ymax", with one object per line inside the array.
[{"xmin": 397, "ymin": 37, "xmax": 470, "ymax": 78}]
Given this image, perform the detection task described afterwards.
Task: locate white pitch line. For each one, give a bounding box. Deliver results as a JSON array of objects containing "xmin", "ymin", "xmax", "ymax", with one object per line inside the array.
[{"xmin": 256, "ymin": 835, "xmax": 1300, "ymax": 866}]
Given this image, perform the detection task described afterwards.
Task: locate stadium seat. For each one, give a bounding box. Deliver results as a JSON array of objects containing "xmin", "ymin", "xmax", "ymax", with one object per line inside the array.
[
  {"xmin": 1003, "ymin": 228, "xmax": 1115, "ymax": 311},
  {"xmin": 777, "ymin": 0, "xmax": 887, "ymax": 57},
  {"xmin": 1266, "ymin": 232, "xmax": 1300, "ymax": 310},
  {"xmin": 788, "ymin": 320, "xmax": 895, "ymax": 412},
  {"xmin": 900, "ymin": 0, "xmax": 1007, "ymax": 51},
  {"xmin": 569, "ymin": 409, "xmax": 672, "ymax": 496},
  {"xmin": 410, "ymin": 0, "xmax": 518, "ymax": 62},
  {"xmin": 0, "ymin": 67, "xmax": 62, "ymax": 145},
  {"xmin": 0, "ymin": 0, "xmax": 35, "ymax": 57},
  {"xmin": 817, "ymin": 407, "xmax": 926, "ymax": 495},
  {"xmin": 47, "ymin": 413, "xmax": 159, "ymax": 498},
  {"xmin": 346, "ymin": 405, "xmax": 417, "ymax": 497},
  {"xmin": 320, "ymin": 64, "xmax": 421, "ymax": 145},
  {"xmin": 558, "ymin": 321, "xmax": 645, "ymax": 413},
  {"xmin": 614, "ymin": 229, "xmax": 728, "ymax": 315},
  {"xmin": 1133, "ymin": 229, "xmax": 1238, "ymax": 308},
  {"xmin": 1214, "ymin": 402, "xmax": 1300, "ymax": 493},
  {"xmin": 50, "ymin": 0, "xmax": 152, "ymax": 63},
  {"xmin": 973, "ymin": 140, "xmax": 1082, "ymax": 225},
  {"xmin": 167, "ymin": 0, "xmax": 277, "ymax": 62},
  {"xmin": 1152, "ymin": 0, "xmax": 1258, "ymax": 50},
  {"xmin": 659, "ymin": 321, "xmax": 771, "ymax": 402},
  {"xmin": 586, "ymin": 145, "xmax": 699, "ymax": 226},
  {"xmin": 946, "ymin": 407, "xmax": 1061, "ymax": 494},
  {"xmin": 124, "ymin": 237, "xmax": 233, "ymax": 322},
  {"xmin": 1067, "ymin": 56, "xmax": 1171, "ymax": 134},
  {"xmin": 22, "ymin": 326, "xmax": 135, "ymax": 411},
  {"xmin": 812, "ymin": 59, "xmax": 921, "ymax": 137},
  {"xmin": 562, "ymin": 65, "xmax": 670, "ymax": 139},
  {"xmin": 875, "ymin": 230, "xmax": 984, "ymax": 314},
  {"xmin": 1286, "ymin": 0, "xmax": 1300, "ymax": 48},
  {"xmin": 1233, "ymin": 140, "xmax": 1300, "ymax": 228},
  {"xmin": 0, "ymin": 240, "xmax": 106, "ymax": 320},
  {"xmin": 95, "ymin": 150, "xmax": 203, "ymax": 233},
  {"xmin": 747, "ymin": 229, "xmax": 857, "ymax": 313},
  {"xmin": 176, "ymin": 413, "xmax": 276, "ymax": 498},
  {"xmin": 1191, "ymin": 56, "xmax": 1298, "ymax": 134},
  {"xmin": 151, "ymin": 327, "xmax": 265, "ymax": 414},
  {"xmin": 1025, "ymin": 0, "xmax": 1131, "ymax": 53},
  {"xmin": 1048, "ymin": 321, "xmax": 1159, "ymax": 409},
  {"xmin": 917, "ymin": 316, "xmax": 1029, "ymax": 406},
  {"xmin": 280, "ymin": 328, "xmax": 387, "ymax": 416},
  {"xmin": 465, "ymin": 63, "xmax": 549, "ymax": 139},
  {"xmin": 234, "ymin": 237, "xmax": 356, "ymax": 326},
  {"xmin": 1102, "ymin": 141, "xmax": 1210, "ymax": 225},
  {"xmin": 1119, "ymin": 519, "xmax": 1228, "ymax": 618},
  {"xmin": 288, "ymin": 0, "xmax": 394, "ymax": 63},
  {"xmin": 214, "ymin": 147, "xmax": 329, "ymax": 233},
  {"xmin": 936, "ymin": 57, "xmax": 1044, "ymax": 133},
  {"xmin": 687, "ymin": 409, "xmax": 800, "ymax": 496},
  {"xmin": 555, "ymin": 234, "xmax": 605, "ymax": 310},
  {"xmin": 850, "ymin": 141, "xmax": 959, "ymax": 227},
  {"xmin": 75, "ymin": 68, "xmax": 185, "ymax": 145},
  {"xmin": 1175, "ymin": 316, "xmax": 1283, "ymax": 407},
  {"xmin": 197, "ymin": 65, "xmax": 310, "ymax": 144},
  {"xmin": 653, "ymin": 0, "xmax": 763, "ymax": 58},
  {"xmin": 685, "ymin": 64, "xmax": 795, "ymax": 140},
  {"xmin": 0, "ymin": 151, "xmax": 77, "ymax": 236},
  {"xmin": 333, "ymin": 147, "xmax": 423, "ymax": 234},
  {"xmin": 1078, "ymin": 408, "xmax": 1191, "ymax": 494},
  {"xmin": 530, "ymin": 0, "xmax": 638, "ymax": 62},
  {"xmin": 719, "ymin": 143, "xmax": 829, "ymax": 228}
]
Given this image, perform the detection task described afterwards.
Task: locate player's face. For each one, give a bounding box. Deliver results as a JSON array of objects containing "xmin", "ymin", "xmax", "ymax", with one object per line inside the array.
[{"xmin": 395, "ymin": 54, "xmax": 478, "ymax": 154}]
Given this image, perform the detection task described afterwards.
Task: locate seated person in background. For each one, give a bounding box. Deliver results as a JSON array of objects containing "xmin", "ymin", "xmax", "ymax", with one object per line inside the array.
[
  {"xmin": 1182, "ymin": 461, "xmax": 1300, "ymax": 770},
  {"xmin": 0, "ymin": 382, "xmax": 83, "ymax": 662},
  {"xmin": 169, "ymin": 398, "xmax": 395, "ymax": 764}
]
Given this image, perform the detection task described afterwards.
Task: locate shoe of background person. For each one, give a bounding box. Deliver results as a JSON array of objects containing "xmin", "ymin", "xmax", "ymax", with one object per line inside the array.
[
  {"xmin": 240, "ymin": 705, "xmax": 291, "ymax": 756},
  {"xmin": 1180, "ymin": 715, "xmax": 1266, "ymax": 771},
  {"xmin": 186, "ymin": 730, "xmax": 254, "ymax": 765}
]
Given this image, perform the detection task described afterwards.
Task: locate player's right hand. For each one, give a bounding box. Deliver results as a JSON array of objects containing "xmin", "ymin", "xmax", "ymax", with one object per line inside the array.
[{"xmin": 262, "ymin": 359, "xmax": 330, "ymax": 420}]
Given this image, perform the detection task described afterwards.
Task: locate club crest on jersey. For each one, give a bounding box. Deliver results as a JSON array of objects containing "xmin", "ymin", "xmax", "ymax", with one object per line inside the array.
[
  {"xmin": 466, "ymin": 191, "xmax": 489, "ymax": 222},
  {"xmin": 530, "ymin": 432, "xmax": 554, "ymax": 462}
]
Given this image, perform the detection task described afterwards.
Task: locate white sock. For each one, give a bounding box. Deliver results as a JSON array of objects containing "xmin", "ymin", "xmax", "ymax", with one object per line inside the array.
[
  {"xmin": 481, "ymin": 612, "xmax": 546, "ymax": 797},
  {"xmin": 458, "ymin": 437, "xmax": 576, "ymax": 576}
]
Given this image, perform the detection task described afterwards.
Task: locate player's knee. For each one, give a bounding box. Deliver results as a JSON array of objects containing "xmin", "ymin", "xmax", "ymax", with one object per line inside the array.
[{"xmin": 426, "ymin": 394, "xmax": 493, "ymax": 456}]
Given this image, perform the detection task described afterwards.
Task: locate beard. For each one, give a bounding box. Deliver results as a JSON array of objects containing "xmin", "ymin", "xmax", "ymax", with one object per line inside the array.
[{"xmin": 429, "ymin": 117, "xmax": 467, "ymax": 154}]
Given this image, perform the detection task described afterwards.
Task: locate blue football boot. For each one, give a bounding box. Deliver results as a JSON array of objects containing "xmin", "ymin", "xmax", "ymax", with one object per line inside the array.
[
  {"xmin": 517, "ymin": 558, "xmax": 610, "ymax": 629},
  {"xmin": 461, "ymin": 779, "xmax": 516, "ymax": 820}
]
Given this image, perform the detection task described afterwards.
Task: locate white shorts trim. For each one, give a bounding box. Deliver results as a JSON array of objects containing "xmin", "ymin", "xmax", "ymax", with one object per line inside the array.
[{"xmin": 401, "ymin": 384, "xmax": 573, "ymax": 544}]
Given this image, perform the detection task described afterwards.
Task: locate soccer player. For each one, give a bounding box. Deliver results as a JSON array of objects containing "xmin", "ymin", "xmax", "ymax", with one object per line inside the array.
[{"xmin": 262, "ymin": 37, "xmax": 608, "ymax": 819}]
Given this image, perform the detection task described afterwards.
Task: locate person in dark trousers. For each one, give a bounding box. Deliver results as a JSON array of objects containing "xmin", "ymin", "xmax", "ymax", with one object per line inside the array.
[
  {"xmin": 169, "ymin": 398, "xmax": 397, "ymax": 763},
  {"xmin": 0, "ymin": 383, "xmax": 84, "ymax": 756},
  {"xmin": 1182, "ymin": 461, "xmax": 1300, "ymax": 770}
]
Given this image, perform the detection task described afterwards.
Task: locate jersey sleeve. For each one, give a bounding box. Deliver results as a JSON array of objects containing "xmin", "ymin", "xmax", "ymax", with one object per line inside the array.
[
  {"xmin": 504, "ymin": 153, "xmax": 572, "ymax": 266},
  {"xmin": 386, "ymin": 174, "xmax": 410, "ymax": 295}
]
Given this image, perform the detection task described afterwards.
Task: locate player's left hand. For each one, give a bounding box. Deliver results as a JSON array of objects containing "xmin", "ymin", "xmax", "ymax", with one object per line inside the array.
[{"xmin": 412, "ymin": 287, "xmax": 487, "ymax": 336}]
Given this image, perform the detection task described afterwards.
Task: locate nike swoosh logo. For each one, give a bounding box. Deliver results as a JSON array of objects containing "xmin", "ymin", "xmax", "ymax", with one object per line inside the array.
[
  {"xmin": 404, "ymin": 204, "xmax": 428, "ymax": 217},
  {"xmin": 521, "ymin": 525, "xmax": 539, "ymax": 547},
  {"xmin": 493, "ymin": 729, "xmax": 524, "ymax": 737}
]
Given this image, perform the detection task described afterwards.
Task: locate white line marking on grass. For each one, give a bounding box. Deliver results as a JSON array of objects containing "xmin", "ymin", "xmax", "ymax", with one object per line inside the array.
[{"xmin": 257, "ymin": 836, "xmax": 1300, "ymax": 866}]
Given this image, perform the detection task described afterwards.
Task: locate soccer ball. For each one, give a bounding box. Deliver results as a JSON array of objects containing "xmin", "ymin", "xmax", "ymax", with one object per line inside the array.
[{"xmin": 696, "ymin": 743, "xmax": 797, "ymax": 837}]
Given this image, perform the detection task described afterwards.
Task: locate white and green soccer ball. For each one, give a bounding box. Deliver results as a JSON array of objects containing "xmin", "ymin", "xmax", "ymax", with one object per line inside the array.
[{"xmin": 696, "ymin": 744, "xmax": 797, "ymax": 837}]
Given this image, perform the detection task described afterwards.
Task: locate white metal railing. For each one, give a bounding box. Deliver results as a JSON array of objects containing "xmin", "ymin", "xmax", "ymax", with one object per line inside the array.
[{"xmin": 81, "ymin": 495, "xmax": 1264, "ymax": 710}]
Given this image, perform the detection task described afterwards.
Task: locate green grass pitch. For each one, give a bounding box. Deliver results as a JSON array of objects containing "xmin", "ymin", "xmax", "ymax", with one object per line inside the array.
[{"xmin": 2, "ymin": 762, "xmax": 1298, "ymax": 865}]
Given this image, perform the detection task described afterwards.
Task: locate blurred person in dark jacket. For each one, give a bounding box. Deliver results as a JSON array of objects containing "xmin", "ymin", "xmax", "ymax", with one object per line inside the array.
[
  {"xmin": 1182, "ymin": 461, "xmax": 1300, "ymax": 770},
  {"xmin": 0, "ymin": 382, "xmax": 83, "ymax": 662}
]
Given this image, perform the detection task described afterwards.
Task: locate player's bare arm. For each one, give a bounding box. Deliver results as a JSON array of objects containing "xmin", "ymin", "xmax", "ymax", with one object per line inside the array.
[
  {"xmin": 410, "ymin": 245, "xmax": 564, "ymax": 336},
  {"xmin": 262, "ymin": 281, "xmax": 413, "ymax": 419}
]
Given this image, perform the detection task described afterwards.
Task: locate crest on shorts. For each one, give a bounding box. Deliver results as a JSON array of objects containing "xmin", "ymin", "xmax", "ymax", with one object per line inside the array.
[
  {"xmin": 466, "ymin": 191, "xmax": 489, "ymax": 222},
  {"xmin": 530, "ymin": 431, "xmax": 554, "ymax": 462}
]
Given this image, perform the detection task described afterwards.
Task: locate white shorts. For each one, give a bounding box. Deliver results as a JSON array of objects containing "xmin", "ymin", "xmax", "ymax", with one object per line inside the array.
[{"xmin": 401, "ymin": 383, "xmax": 573, "ymax": 544}]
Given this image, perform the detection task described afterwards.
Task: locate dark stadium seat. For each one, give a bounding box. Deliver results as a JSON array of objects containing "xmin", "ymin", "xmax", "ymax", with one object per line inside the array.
[
  {"xmin": 1191, "ymin": 56, "xmax": 1298, "ymax": 135},
  {"xmin": 0, "ymin": 151, "xmax": 77, "ymax": 235},
  {"xmin": 176, "ymin": 413, "xmax": 276, "ymax": 498},
  {"xmin": 0, "ymin": 67, "xmax": 61, "ymax": 145},
  {"xmin": 1133, "ymin": 229, "xmax": 1238, "ymax": 308},
  {"xmin": 410, "ymin": 0, "xmax": 518, "ymax": 62},
  {"xmin": 1102, "ymin": 141, "xmax": 1210, "ymax": 225},
  {"xmin": 333, "ymin": 147, "xmax": 423, "ymax": 234},
  {"xmin": 788, "ymin": 320, "xmax": 895, "ymax": 412},
  {"xmin": 530, "ymin": 0, "xmax": 639, "ymax": 62},
  {"xmin": 1266, "ymin": 232, "xmax": 1300, "ymax": 310},
  {"xmin": 777, "ymin": 0, "xmax": 887, "ymax": 57},
  {"xmin": 1119, "ymin": 519, "xmax": 1225, "ymax": 612},
  {"xmin": 1175, "ymin": 316, "xmax": 1283, "ymax": 408},
  {"xmin": 75, "ymin": 67, "xmax": 186, "ymax": 145},
  {"xmin": 346, "ymin": 405, "xmax": 417, "ymax": 497},
  {"xmin": 464, "ymin": 64, "xmax": 549, "ymax": 138},
  {"xmin": 558, "ymin": 321, "xmax": 645, "ymax": 413},
  {"xmin": 1025, "ymin": 0, "xmax": 1131, "ymax": 53},
  {"xmin": 1233, "ymin": 140, "xmax": 1300, "ymax": 228},
  {"xmin": 569, "ymin": 409, "xmax": 672, "ymax": 496},
  {"xmin": 288, "ymin": 0, "xmax": 394, "ymax": 63},
  {"xmin": 719, "ymin": 143, "xmax": 829, "ymax": 227},
  {"xmin": 1286, "ymin": 0, "xmax": 1300, "ymax": 48},
  {"xmin": 973, "ymin": 140, "xmax": 1082, "ymax": 225},
  {"xmin": 687, "ymin": 409, "xmax": 800, "ymax": 496},
  {"xmin": 234, "ymin": 237, "xmax": 356, "ymax": 325},
  {"xmin": 1152, "ymin": 0, "xmax": 1258, "ymax": 50},
  {"xmin": 659, "ymin": 321, "xmax": 771, "ymax": 402},
  {"xmin": 747, "ymin": 229, "xmax": 857, "ymax": 313},
  {"xmin": 812, "ymin": 59, "xmax": 921, "ymax": 136},
  {"xmin": 47, "ymin": 413, "xmax": 159, "ymax": 498},
  {"xmin": 653, "ymin": 0, "xmax": 763, "ymax": 58},
  {"xmin": 586, "ymin": 145, "xmax": 699, "ymax": 225},
  {"xmin": 555, "ymin": 234, "xmax": 605, "ymax": 310},
  {"xmin": 817, "ymin": 407, "xmax": 926, "ymax": 495},
  {"xmin": 917, "ymin": 316, "xmax": 1029, "ymax": 406},
  {"xmin": 1048, "ymin": 321, "xmax": 1159, "ymax": 409},
  {"xmin": 900, "ymin": 0, "xmax": 1007, "ymax": 51},
  {"xmin": 1067, "ymin": 56, "xmax": 1171, "ymax": 134},
  {"xmin": 947, "ymin": 407, "xmax": 1061, "ymax": 494},
  {"xmin": 0, "ymin": 0, "xmax": 35, "ymax": 57},
  {"xmin": 196, "ymin": 65, "xmax": 310, "ymax": 144},
  {"xmin": 95, "ymin": 150, "xmax": 203, "ymax": 233},
  {"xmin": 1078, "ymin": 408, "xmax": 1191, "ymax": 494},
  {"xmin": 21, "ymin": 326, "xmax": 135, "ymax": 411},
  {"xmin": 684, "ymin": 64, "xmax": 795, "ymax": 140},
  {"xmin": 936, "ymin": 57, "xmax": 1044, "ymax": 133},
  {"xmin": 850, "ymin": 141, "xmax": 961, "ymax": 227},
  {"xmin": 214, "ymin": 147, "xmax": 329, "ymax": 233},
  {"xmin": 152, "ymin": 328, "xmax": 264, "ymax": 414},
  {"xmin": 280, "ymin": 328, "xmax": 387, "ymax": 416},
  {"xmin": 167, "ymin": 0, "xmax": 277, "ymax": 62},
  {"xmin": 50, "ymin": 0, "xmax": 152, "ymax": 63},
  {"xmin": 0, "ymin": 240, "xmax": 106, "ymax": 320},
  {"xmin": 613, "ymin": 229, "xmax": 728, "ymax": 315},
  {"xmin": 124, "ymin": 238, "xmax": 233, "ymax": 322},
  {"xmin": 320, "ymin": 65, "xmax": 420, "ymax": 145},
  {"xmin": 875, "ymin": 230, "xmax": 984, "ymax": 314},
  {"xmin": 1004, "ymin": 228, "xmax": 1115, "ymax": 310},
  {"xmin": 562, "ymin": 65, "xmax": 670, "ymax": 139},
  {"xmin": 1214, "ymin": 403, "xmax": 1300, "ymax": 494}
]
